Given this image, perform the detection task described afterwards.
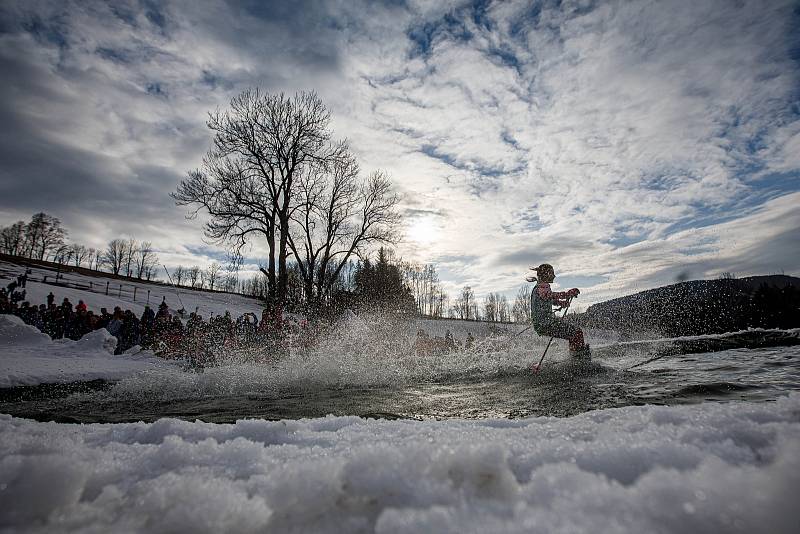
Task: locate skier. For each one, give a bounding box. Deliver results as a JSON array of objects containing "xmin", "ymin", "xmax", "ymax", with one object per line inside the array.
[{"xmin": 528, "ymin": 263, "xmax": 590, "ymax": 359}]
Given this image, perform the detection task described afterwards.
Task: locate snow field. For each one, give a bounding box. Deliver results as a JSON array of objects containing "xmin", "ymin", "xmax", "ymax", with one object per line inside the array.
[
  {"xmin": 1, "ymin": 395, "xmax": 798, "ymax": 533},
  {"xmin": 1, "ymin": 260, "xmax": 266, "ymax": 320},
  {"xmin": 0, "ymin": 315, "xmax": 177, "ymax": 387}
]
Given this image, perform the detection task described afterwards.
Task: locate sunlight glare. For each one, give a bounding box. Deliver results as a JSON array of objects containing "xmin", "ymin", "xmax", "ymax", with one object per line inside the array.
[{"xmin": 407, "ymin": 217, "xmax": 439, "ymax": 244}]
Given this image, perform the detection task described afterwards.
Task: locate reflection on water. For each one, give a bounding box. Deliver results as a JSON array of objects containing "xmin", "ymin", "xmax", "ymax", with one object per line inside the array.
[{"xmin": 1, "ymin": 328, "xmax": 799, "ymax": 424}]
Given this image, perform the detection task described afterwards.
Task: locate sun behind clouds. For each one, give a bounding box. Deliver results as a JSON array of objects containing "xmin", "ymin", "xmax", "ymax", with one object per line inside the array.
[{"xmin": 406, "ymin": 216, "xmax": 440, "ymax": 245}]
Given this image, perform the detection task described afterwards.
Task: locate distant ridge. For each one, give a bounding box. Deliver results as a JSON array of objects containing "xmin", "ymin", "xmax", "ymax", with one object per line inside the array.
[{"xmin": 580, "ymin": 275, "xmax": 800, "ymax": 336}]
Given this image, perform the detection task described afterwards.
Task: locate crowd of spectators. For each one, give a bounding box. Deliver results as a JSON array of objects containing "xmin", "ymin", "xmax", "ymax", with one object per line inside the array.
[
  {"xmin": 2, "ymin": 276, "xmax": 303, "ymax": 365},
  {"xmin": 412, "ymin": 329, "xmax": 475, "ymax": 355}
]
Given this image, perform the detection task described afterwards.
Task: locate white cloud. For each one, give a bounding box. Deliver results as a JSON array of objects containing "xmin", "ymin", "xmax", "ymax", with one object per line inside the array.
[
  {"xmin": 0, "ymin": 0, "xmax": 798, "ymax": 303},
  {"xmin": 348, "ymin": 0, "xmax": 800, "ymax": 299}
]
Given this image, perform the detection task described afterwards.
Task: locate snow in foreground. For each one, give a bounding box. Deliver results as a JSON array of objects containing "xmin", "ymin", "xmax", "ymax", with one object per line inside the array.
[
  {"xmin": 2, "ymin": 396, "xmax": 798, "ymax": 533},
  {"xmin": 0, "ymin": 315, "xmax": 177, "ymax": 387}
]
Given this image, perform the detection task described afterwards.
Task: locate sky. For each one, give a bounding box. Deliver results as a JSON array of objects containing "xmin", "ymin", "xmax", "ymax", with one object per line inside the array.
[{"xmin": 0, "ymin": 0, "xmax": 798, "ymax": 307}]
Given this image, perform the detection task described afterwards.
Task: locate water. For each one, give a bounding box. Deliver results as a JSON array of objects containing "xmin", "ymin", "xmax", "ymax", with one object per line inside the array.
[{"xmin": 2, "ymin": 323, "xmax": 799, "ymax": 424}]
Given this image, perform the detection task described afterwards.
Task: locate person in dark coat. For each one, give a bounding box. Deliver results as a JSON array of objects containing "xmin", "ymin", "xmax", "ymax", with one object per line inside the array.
[
  {"xmin": 140, "ymin": 306, "xmax": 156, "ymax": 347},
  {"xmin": 10, "ymin": 289, "xmax": 26, "ymax": 305},
  {"xmin": 33, "ymin": 304, "xmax": 46, "ymax": 332},
  {"xmin": 51, "ymin": 306, "xmax": 66, "ymax": 339},
  {"xmin": 118, "ymin": 310, "xmax": 141, "ymax": 354}
]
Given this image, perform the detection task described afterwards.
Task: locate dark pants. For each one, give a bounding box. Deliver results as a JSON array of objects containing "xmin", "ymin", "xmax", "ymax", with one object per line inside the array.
[{"xmin": 534, "ymin": 318, "xmax": 585, "ymax": 351}]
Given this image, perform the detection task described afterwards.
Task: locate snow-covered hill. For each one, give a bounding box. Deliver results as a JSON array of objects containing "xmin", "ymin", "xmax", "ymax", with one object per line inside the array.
[{"xmin": 1, "ymin": 258, "xmax": 265, "ymax": 319}]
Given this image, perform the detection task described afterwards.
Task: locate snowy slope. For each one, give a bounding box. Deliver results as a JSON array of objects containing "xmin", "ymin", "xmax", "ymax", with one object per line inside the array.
[
  {"xmin": 1, "ymin": 259, "xmax": 265, "ymax": 319},
  {"xmin": 0, "ymin": 315, "xmax": 178, "ymax": 387},
  {"xmin": 1, "ymin": 394, "xmax": 798, "ymax": 532}
]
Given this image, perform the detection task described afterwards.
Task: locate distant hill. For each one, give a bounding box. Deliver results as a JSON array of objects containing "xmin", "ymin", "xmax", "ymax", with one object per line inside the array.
[{"xmin": 580, "ymin": 275, "xmax": 800, "ymax": 336}]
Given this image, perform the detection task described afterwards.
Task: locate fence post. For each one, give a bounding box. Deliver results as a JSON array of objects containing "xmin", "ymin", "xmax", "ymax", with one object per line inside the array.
[
  {"xmin": 118, "ymin": 284, "xmax": 122, "ymax": 298},
  {"xmin": 89, "ymin": 281, "xmax": 93, "ymax": 290},
  {"xmin": 105, "ymin": 281, "xmax": 109, "ymax": 295},
  {"xmin": 133, "ymin": 287, "xmax": 137, "ymax": 302},
  {"xmin": 147, "ymin": 290, "xmax": 150, "ymax": 305}
]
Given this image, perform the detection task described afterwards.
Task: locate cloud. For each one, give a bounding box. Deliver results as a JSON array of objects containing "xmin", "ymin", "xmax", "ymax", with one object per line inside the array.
[
  {"xmin": 358, "ymin": 0, "xmax": 800, "ymax": 298},
  {"xmin": 0, "ymin": 0, "xmax": 798, "ymax": 305}
]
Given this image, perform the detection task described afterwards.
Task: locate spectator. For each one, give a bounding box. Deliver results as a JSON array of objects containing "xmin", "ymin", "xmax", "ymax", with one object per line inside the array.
[
  {"xmin": 465, "ymin": 332, "xmax": 475, "ymax": 350},
  {"xmin": 118, "ymin": 310, "xmax": 141, "ymax": 353},
  {"xmin": 33, "ymin": 304, "xmax": 46, "ymax": 331},
  {"xmin": 106, "ymin": 309, "xmax": 124, "ymax": 344},
  {"xmin": 10, "ymin": 289, "xmax": 26, "ymax": 305},
  {"xmin": 157, "ymin": 298, "xmax": 170, "ymax": 320},
  {"xmin": 0, "ymin": 287, "xmax": 306, "ymax": 364}
]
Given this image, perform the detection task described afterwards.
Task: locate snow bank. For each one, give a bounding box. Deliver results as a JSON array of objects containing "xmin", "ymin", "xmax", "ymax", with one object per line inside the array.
[
  {"xmin": 0, "ymin": 315, "xmax": 177, "ymax": 387},
  {"xmin": 0, "ymin": 314, "xmax": 51, "ymax": 347},
  {"xmin": 1, "ymin": 395, "xmax": 798, "ymax": 533}
]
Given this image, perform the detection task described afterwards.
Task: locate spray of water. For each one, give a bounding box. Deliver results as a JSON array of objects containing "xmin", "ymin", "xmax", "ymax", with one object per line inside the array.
[{"xmin": 109, "ymin": 313, "xmax": 587, "ymax": 400}]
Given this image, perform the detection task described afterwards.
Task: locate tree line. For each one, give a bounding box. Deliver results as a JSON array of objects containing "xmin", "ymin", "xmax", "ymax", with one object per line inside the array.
[
  {"xmin": 447, "ymin": 284, "xmax": 532, "ymax": 323},
  {"xmin": 2, "ymin": 213, "xmax": 537, "ymax": 322},
  {"xmin": 0, "ymin": 212, "xmax": 159, "ymax": 281}
]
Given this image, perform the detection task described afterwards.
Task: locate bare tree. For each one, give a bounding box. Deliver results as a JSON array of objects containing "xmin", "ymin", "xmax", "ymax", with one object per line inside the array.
[
  {"xmin": 206, "ymin": 262, "xmax": 222, "ymax": 291},
  {"xmin": 70, "ymin": 244, "xmax": 90, "ymax": 267},
  {"xmin": 53, "ymin": 244, "xmax": 72, "ymax": 265},
  {"xmin": 173, "ymin": 265, "xmax": 185, "ymax": 286},
  {"xmin": 241, "ymin": 272, "xmax": 269, "ymax": 299},
  {"xmin": 135, "ymin": 241, "xmax": 158, "ymax": 280},
  {"xmin": 498, "ymin": 295, "xmax": 510, "ymax": 322},
  {"xmin": 400, "ymin": 262, "xmax": 445, "ymax": 316},
  {"xmin": 102, "ymin": 239, "xmax": 127, "ymax": 275},
  {"xmin": 484, "ymin": 293, "xmax": 499, "ymax": 322},
  {"xmin": 0, "ymin": 221, "xmax": 27, "ymax": 256},
  {"xmin": 289, "ymin": 153, "xmax": 401, "ymax": 306},
  {"xmin": 454, "ymin": 286, "xmax": 476, "ymax": 320},
  {"xmin": 198, "ymin": 269, "xmax": 207, "ymax": 289},
  {"xmin": 87, "ymin": 248, "xmax": 99, "ymax": 271},
  {"xmin": 222, "ymin": 272, "xmax": 238, "ymax": 292},
  {"xmin": 25, "ymin": 213, "xmax": 66, "ymax": 260},
  {"xmin": 174, "ymin": 89, "xmax": 345, "ymax": 306},
  {"xmin": 188, "ymin": 265, "xmax": 201, "ymax": 288},
  {"xmin": 120, "ymin": 238, "xmax": 136, "ymax": 277},
  {"xmin": 432, "ymin": 289, "xmax": 448, "ymax": 318},
  {"xmin": 511, "ymin": 285, "xmax": 532, "ymax": 323}
]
